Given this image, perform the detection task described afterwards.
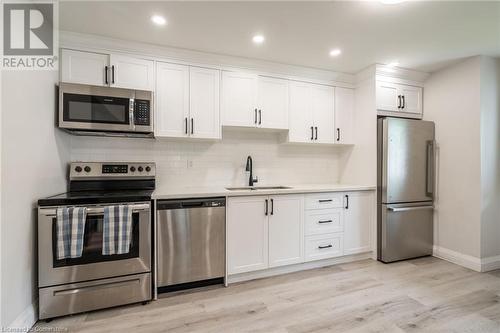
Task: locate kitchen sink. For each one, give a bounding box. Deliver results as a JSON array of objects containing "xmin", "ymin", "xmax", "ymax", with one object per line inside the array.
[{"xmin": 225, "ymin": 186, "xmax": 293, "ymax": 191}]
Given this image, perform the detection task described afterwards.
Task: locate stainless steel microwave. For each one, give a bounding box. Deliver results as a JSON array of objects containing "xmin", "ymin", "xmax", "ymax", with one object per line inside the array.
[{"xmin": 58, "ymin": 83, "xmax": 153, "ymax": 137}]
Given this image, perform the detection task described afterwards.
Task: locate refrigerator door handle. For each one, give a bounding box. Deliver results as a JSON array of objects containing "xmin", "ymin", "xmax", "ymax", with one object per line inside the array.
[
  {"xmin": 426, "ymin": 140, "xmax": 435, "ymax": 198},
  {"xmin": 388, "ymin": 205, "xmax": 434, "ymax": 212}
]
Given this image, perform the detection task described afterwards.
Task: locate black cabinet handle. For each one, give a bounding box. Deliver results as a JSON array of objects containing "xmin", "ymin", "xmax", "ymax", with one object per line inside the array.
[
  {"xmin": 104, "ymin": 66, "xmax": 109, "ymax": 85},
  {"xmin": 111, "ymin": 65, "xmax": 115, "ymax": 84},
  {"xmin": 185, "ymin": 117, "xmax": 188, "ymax": 134},
  {"xmin": 318, "ymin": 220, "xmax": 333, "ymax": 224},
  {"xmin": 318, "ymin": 244, "xmax": 333, "ymax": 249},
  {"xmin": 191, "ymin": 118, "xmax": 194, "ymax": 134},
  {"xmin": 345, "ymin": 194, "xmax": 349, "ymax": 209},
  {"xmin": 315, "ymin": 127, "xmax": 318, "ymax": 140},
  {"xmin": 254, "ymin": 109, "xmax": 258, "ymax": 124},
  {"xmin": 258, "ymin": 109, "xmax": 262, "ymax": 125},
  {"xmin": 398, "ymin": 95, "xmax": 401, "ymax": 109},
  {"xmin": 310, "ymin": 126, "xmax": 314, "ymax": 140},
  {"xmin": 265, "ymin": 199, "xmax": 268, "ymax": 216},
  {"xmin": 336, "ymin": 128, "xmax": 340, "ymax": 142},
  {"xmin": 319, "ymin": 199, "xmax": 333, "ymax": 203},
  {"xmin": 402, "ymin": 95, "xmax": 405, "ymax": 109}
]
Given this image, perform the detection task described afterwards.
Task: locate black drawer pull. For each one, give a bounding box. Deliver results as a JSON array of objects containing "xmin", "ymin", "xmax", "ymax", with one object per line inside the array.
[
  {"xmin": 318, "ymin": 244, "xmax": 333, "ymax": 249},
  {"xmin": 318, "ymin": 220, "xmax": 333, "ymax": 224},
  {"xmin": 318, "ymin": 199, "xmax": 333, "ymax": 203}
]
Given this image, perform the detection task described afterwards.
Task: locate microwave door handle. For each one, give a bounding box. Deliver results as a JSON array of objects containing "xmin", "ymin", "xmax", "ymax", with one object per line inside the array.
[{"xmin": 129, "ymin": 99, "xmax": 135, "ymax": 130}]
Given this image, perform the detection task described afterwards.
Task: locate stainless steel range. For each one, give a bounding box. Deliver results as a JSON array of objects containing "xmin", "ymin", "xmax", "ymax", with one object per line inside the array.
[{"xmin": 37, "ymin": 162, "xmax": 155, "ymax": 320}]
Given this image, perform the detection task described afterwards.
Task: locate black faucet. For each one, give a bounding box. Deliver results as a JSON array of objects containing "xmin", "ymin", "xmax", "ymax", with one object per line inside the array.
[{"xmin": 245, "ymin": 156, "xmax": 258, "ymax": 186}]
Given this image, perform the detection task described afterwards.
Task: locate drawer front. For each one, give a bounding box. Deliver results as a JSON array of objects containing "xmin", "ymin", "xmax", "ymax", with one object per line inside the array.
[
  {"xmin": 305, "ymin": 233, "xmax": 343, "ymax": 262},
  {"xmin": 39, "ymin": 273, "xmax": 151, "ymax": 319},
  {"xmin": 305, "ymin": 209, "xmax": 343, "ymax": 236},
  {"xmin": 305, "ymin": 193, "xmax": 343, "ymax": 210}
]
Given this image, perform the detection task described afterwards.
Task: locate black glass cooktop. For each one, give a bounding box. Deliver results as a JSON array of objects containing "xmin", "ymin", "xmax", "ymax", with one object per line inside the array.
[{"xmin": 38, "ymin": 190, "xmax": 154, "ymax": 206}]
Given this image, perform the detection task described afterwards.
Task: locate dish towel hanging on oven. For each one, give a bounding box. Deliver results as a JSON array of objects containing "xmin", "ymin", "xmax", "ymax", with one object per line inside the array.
[
  {"xmin": 56, "ymin": 207, "xmax": 87, "ymax": 259},
  {"xmin": 102, "ymin": 205, "xmax": 133, "ymax": 255}
]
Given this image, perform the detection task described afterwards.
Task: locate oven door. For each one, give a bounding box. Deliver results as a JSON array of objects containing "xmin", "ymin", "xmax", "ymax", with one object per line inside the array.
[{"xmin": 38, "ymin": 202, "xmax": 151, "ymax": 287}]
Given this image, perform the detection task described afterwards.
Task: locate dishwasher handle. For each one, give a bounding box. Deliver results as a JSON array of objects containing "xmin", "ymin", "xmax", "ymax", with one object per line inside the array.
[{"xmin": 157, "ymin": 197, "xmax": 226, "ymax": 210}]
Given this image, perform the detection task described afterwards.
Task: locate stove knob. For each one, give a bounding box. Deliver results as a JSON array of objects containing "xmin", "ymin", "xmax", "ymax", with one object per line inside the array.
[
  {"xmin": 145, "ymin": 166, "xmax": 151, "ymax": 172},
  {"xmin": 130, "ymin": 166, "xmax": 136, "ymax": 172},
  {"xmin": 138, "ymin": 166, "xmax": 144, "ymax": 172},
  {"xmin": 75, "ymin": 166, "xmax": 82, "ymax": 173},
  {"xmin": 84, "ymin": 166, "xmax": 91, "ymax": 173}
]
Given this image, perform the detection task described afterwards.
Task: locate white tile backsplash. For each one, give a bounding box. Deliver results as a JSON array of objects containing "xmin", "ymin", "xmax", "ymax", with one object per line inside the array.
[{"xmin": 70, "ymin": 130, "xmax": 346, "ymax": 188}]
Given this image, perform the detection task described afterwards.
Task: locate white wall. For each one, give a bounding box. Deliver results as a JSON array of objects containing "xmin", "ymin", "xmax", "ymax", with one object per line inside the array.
[
  {"xmin": 424, "ymin": 56, "xmax": 482, "ymax": 258},
  {"xmin": 1, "ymin": 71, "xmax": 70, "ymax": 328},
  {"xmin": 70, "ymin": 130, "xmax": 348, "ymax": 189},
  {"xmin": 479, "ymin": 57, "xmax": 500, "ymax": 258}
]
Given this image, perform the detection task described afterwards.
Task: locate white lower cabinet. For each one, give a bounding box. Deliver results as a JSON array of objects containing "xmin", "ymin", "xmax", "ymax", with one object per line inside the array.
[
  {"xmin": 343, "ymin": 191, "xmax": 373, "ymax": 255},
  {"xmin": 227, "ymin": 194, "xmax": 303, "ymax": 274},
  {"xmin": 305, "ymin": 233, "xmax": 344, "ymax": 261}
]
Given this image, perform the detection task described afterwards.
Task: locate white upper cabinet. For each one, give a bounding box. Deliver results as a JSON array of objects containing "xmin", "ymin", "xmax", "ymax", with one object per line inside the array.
[
  {"xmin": 155, "ymin": 62, "xmax": 190, "ymax": 138},
  {"xmin": 156, "ymin": 63, "xmax": 221, "ymax": 139},
  {"xmin": 109, "ymin": 54, "xmax": 154, "ymax": 91},
  {"xmin": 376, "ymin": 80, "xmax": 423, "ymax": 117},
  {"xmin": 222, "ymin": 71, "xmax": 289, "ymax": 130},
  {"xmin": 61, "ymin": 49, "xmax": 154, "ymax": 91},
  {"xmin": 61, "ymin": 49, "xmax": 109, "ymax": 86},
  {"xmin": 189, "ymin": 67, "xmax": 221, "ymax": 139},
  {"xmin": 288, "ymin": 81, "xmax": 335, "ymax": 144},
  {"xmin": 343, "ymin": 191, "xmax": 373, "ymax": 255},
  {"xmin": 257, "ymin": 77, "xmax": 289, "ymax": 129},
  {"xmin": 268, "ymin": 195, "xmax": 304, "ymax": 268},
  {"xmin": 221, "ymin": 71, "xmax": 258, "ymax": 127},
  {"xmin": 334, "ymin": 87, "xmax": 355, "ymax": 145}
]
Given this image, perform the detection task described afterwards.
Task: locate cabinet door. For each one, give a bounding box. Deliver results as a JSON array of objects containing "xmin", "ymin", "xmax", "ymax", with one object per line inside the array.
[
  {"xmin": 155, "ymin": 62, "xmax": 189, "ymax": 138},
  {"xmin": 268, "ymin": 195, "xmax": 304, "ymax": 267},
  {"xmin": 311, "ymin": 84, "xmax": 335, "ymax": 144},
  {"xmin": 221, "ymin": 71, "xmax": 258, "ymax": 127},
  {"xmin": 334, "ymin": 87, "xmax": 355, "ymax": 145},
  {"xmin": 109, "ymin": 54, "xmax": 154, "ymax": 91},
  {"xmin": 257, "ymin": 76, "xmax": 289, "ymax": 130},
  {"xmin": 343, "ymin": 192, "xmax": 373, "ymax": 255},
  {"xmin": 189, "ymin": 67, "xmax": 221, "ymax": 139},
  {"xmin": 288, "ymin": 81, "xmax": 314, "ymax": 143},
  {"xmin": 376, "ymin": 81, "xmax": 400, "ymax": 112},
  {"xmin": 61, "ymin": 49, "xmax": 109, "ymax": 86},
  {"xmin": 227, "ymin": 196, "xmax": 269, "ymax": 274},
  {"xmin": 400, "ymin": 85, "xmax": 422, "ymax": 115}
]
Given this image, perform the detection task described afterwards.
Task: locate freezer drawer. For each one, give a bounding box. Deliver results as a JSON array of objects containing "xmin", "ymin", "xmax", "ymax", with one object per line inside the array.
[
  {"xmin": 39, "ymin": 273, "xmax": 151, "ymax": 319},
  {"xmin": 157, "ymin": 198, "xmax": 225, "ymax": 287},
  {"xmin": 378, "ymin": 203, "xmax": 433, "ymax": 263}
]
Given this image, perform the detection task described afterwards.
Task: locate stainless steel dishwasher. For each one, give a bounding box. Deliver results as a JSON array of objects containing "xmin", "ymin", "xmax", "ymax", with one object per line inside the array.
[{"xmin": 156, "ymin": 197, "xmax": 225, "ymax": 291}]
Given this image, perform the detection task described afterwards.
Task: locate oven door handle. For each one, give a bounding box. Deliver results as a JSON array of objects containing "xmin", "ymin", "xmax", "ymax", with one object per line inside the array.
[{"xmin": 39, "ymin": 203, "xmax": 150, "ymax": 217}]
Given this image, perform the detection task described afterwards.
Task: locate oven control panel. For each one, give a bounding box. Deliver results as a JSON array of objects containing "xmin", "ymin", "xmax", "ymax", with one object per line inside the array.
[{"xmin": 70, "ymin": 162, "xmax": 156, "ymax": 179}]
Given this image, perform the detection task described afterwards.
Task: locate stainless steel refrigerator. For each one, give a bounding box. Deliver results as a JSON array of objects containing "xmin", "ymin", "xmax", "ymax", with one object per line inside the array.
[{"xmin": 377, "ymin": 117, "xmax": 435, "ymax": 263}]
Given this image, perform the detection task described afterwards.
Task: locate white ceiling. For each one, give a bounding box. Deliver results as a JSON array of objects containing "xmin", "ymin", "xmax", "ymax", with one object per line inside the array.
[{"xmin": 59, "ymin": 1, "xmax": 500, "ymax": 74}]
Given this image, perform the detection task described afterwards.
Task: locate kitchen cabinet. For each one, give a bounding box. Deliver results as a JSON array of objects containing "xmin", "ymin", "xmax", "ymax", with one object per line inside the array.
[
  {"xmin": 334, "ymin": 87, "xmax": 355, "ymax": 144},
  {"xmin": 227, "ymin": 196, "xmax": 269, "ymax": 274},
  {"xmin": 343, "ymin": 192, "xmax": 373, "ymax": 255},
  {"xmin": 376, "ymin": 81, "xmax": 422, "ymax": 117},
  {"xmin": 227, "ymin": 194, "xmax": 303, "ymax": 274},
  {"xmin": 155, "ymin": 62, "xmax": 221, "ymax": 139},
  {"xmin": 288, "ymin": 81, "xmax": 335, "ymax": 144},
  {"xmin": 221, "ymin": 72, "xmax": 289, "ymax": 129},
  {"xmin": 60, "ymin": 49, "xmax": 154, "ymax": 91}
]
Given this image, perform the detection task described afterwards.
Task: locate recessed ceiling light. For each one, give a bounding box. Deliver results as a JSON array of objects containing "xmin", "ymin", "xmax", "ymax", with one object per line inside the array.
[
  {"xmin": 151, "ymin": 15, "xmax": 167, "ymax": 26},
  {"xmin": 252, "ymin": 35, "xmax": 265, "ymax": 44},
  {"xmin": 387, "ymin": 61, "xmax": 400, "ymax": 67},
  {"xmin": 329, "ymin": 49, "xmax": 342, "ymax": 57}
]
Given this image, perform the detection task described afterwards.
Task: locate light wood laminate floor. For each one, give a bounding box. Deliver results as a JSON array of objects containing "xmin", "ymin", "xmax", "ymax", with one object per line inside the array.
[{"xmin": 36, "ymin": 257, "xmax": 500, "ymax": 332}]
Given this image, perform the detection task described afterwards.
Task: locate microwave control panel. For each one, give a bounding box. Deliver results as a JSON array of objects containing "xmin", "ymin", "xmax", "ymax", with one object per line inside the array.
[{"xmin": 134, "ymin": 100, "xmax": 150, "ymax": 126}]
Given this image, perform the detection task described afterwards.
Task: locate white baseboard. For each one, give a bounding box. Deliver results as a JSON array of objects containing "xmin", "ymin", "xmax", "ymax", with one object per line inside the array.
[
  {"xmin": 481, "ymin": 254, "xmax": 500, "ymax": 272},
  {"xmin": 228, "ymin": 252, "xmax": 372, "ymax": 284},
  {"xmin": 432, "ymin": 245, "xmax": 500, "ymax": 272},
  {"xmin": 7, "ymin": 302, "xmax": 37, "ymax": 331}
]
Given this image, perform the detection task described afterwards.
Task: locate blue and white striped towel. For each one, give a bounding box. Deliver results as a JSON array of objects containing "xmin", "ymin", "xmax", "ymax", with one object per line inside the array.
[
  {"xmin": 56, "ymin": 207, "xmax": 87, "ymax": 259},
  {"xmin": 103, "ymin": 205, "xmax": 133, "ymax": 255}
]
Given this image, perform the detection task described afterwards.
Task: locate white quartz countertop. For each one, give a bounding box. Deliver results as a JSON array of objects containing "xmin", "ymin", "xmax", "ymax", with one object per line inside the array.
[{"xmin": 152, "ymin": 184, "xmax": 376, "ymax": 200}]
